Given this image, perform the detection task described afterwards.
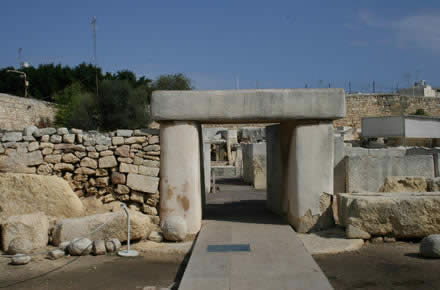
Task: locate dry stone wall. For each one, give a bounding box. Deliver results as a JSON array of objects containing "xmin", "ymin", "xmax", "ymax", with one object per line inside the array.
[
  {"xmin": 0, "ymin": 93, "xmax": 57, "ymax": 130},
  {"xmin": 0, "ymin": 127, "xmax": 161, "ymax": 218},
  {"xmin": 334, "ymin": 94, "xmax": 440, "ymax": 131}
]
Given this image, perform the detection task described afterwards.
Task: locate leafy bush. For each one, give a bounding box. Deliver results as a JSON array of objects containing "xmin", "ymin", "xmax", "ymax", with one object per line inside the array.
[{"xmin": 414, "ymin": 108, "xmax": 428, "ymax": 116}]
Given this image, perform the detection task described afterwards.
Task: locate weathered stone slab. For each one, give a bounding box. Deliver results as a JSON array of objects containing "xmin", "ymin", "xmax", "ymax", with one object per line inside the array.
[
  {"xmin": 0, "ymin": 173, "xmax": 84, "ymax": 219},
  {"xmin": 1, "ymin": 212, "xmax": 49, "ymax": 252},
  {"xmin": 346, "ymin": 155, "xmax": 435, "ymax": 193},
  {"xmin": 127, "ymin": 174, "xmax": 159, "ymax": 193},
  {"xmin": 379, "ymin": 176, "xmax": 429, "ymax": 192},
  {"xmin": 339, "ymin": 192, "xmax": 440, "ymax": 238},
  {"xmin": 52, "ymin": 211, "xmax": 153, "ymax": 245},
  {"xmin": 151, "ymin": 89, "xmax": 345, "ymax": 122}
]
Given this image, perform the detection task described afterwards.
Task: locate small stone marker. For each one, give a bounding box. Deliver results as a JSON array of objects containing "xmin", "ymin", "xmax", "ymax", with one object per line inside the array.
[
  {"xmin": 93, "ymin": 240, "xmax": 106, "ymax": 255},
  {"xmin": 48, "ymin": 249, "xmax": 65, "ymax": 260},
  {"xmin": 11, "ymin": 254, "xmax": 31, "ymax": 265}
]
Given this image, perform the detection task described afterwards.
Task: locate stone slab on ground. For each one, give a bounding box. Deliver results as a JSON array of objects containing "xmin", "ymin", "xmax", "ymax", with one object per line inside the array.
[
  {"xmin": 297, "ymin": 227, "xmax": 364, "ymax": 255},
  {"xmin": 346, "ymin": 155, "xmax": 435, "ymax": 193},
  {"xmin": 1, "ymin": 212, "xmax": 49, "ymax": 252},
  {"xmin": 179, "ymin": 219, "xmax": 333, "ymax": 290},
  {"xmin": 338, "ymin": 192, "xmax": 440, "ymax": 238},
  {"xmin": 52, "ymin": 211, "xmax": 153, "ymax": 246},
  {"xmin": 0, "ymin": 173, "xmax": 84, "ymax": 220},
  {"xmin": 151, "ymin": 88, "xmax": 345, "ymax": 122}
]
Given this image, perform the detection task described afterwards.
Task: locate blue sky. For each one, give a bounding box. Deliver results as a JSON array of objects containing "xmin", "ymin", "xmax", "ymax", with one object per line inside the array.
[{"xmin": 1, "ymin": 0, "xmax": 440, "ymax": 91}]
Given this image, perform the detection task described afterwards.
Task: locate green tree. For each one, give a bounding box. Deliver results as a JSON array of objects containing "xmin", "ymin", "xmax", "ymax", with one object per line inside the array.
[{"xmin": 153, "ymin": 73, "xmax": 192, "ymax": 90}]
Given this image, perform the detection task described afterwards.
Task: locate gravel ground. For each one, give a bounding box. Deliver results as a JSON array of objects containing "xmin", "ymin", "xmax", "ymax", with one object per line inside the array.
[{"xmin": 314, "ymin": 241, "xmax": 440, "ymax": 290}]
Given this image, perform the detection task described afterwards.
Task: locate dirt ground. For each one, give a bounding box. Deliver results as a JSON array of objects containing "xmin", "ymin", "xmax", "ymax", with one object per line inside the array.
[
  {"xmin": 314, "ymin": 241, "xmax": 440, "ymax": 290},
  {"xmin": 0, "ymin": 241, "xmax": 193, "ymax": 290}
]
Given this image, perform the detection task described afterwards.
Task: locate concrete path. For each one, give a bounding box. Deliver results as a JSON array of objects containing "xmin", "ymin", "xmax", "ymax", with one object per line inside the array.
[{"xmin": 179, "ymin": 179, "xmax": 333, "ymax": 290}]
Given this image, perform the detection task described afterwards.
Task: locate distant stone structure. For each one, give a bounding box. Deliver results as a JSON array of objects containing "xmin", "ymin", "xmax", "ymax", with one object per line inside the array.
[{"xmin": 0, "ymin": 93, "xmax": 57, "ymax": 130}]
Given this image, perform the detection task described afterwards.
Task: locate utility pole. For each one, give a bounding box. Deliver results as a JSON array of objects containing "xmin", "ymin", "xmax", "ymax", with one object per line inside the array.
[
  {"xmin": 373, "ymin": 80, "xmax": 375, "ymax": 94},
  {"xmin": 235, "ymin": 75, "xmax": 240, "ymax": 90},
  {"xmin": 91, "ymin": 16, "xmax": 98, "ymax": 97},
  {"xmin": 348, "ymin": 81, "xmax": 351, "ymax": 94}
]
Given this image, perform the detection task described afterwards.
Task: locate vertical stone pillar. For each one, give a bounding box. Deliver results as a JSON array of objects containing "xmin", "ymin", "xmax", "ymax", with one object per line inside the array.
[
  {"xmin": 283, "ymin": 121, "xmax": 334, "ymax": 233},
  {"xmin": 159, "ymin": 121, "xmax": 202, "ymax": 237}
]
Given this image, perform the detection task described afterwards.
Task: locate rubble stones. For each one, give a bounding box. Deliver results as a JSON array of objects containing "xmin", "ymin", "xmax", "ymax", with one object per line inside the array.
[
  {"xmin": 68, "ymin": 238, "xmax": 93, "ymax": 256},
  {"xmin": 93, "ymin": 240, "xmax": 106, "ymax": 255},
  {"xmin": 48, "ymin": 249, "xmax": 65, "ymax": 260},
  {"xmin": 11, "ymin": 254, "xmax": 31, "ymax": 265}
]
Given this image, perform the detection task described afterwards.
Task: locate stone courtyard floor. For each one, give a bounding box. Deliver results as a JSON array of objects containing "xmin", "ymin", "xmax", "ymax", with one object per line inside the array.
[{"xmin": 314, "ymin": 241, "xmax": 440, "ymax": 290}]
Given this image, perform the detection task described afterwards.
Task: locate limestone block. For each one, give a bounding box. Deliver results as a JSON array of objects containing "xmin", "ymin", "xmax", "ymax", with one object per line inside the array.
[
  {"xmin": 95, "ymin": 168, "xmax": 108, "ymax": 176},
  {"xmin": 50, "ymin": 135, "xmax": 62, "ymax": 144},
  {"xmin": 54, "ymin": 163, "xmax": 74, "ymax": 171},
  {"xmin": 62, "ymin": 153, "xmax": 80, "ymax": 164},
  {"xmin": 115, "ymin": 184, "xmax": 130, "ymax": 194},
  {"xmin": 95, "ymin": 145, "xmax": 108, "ymax": 152},
  {"xmin": 143, "ymin": 145, "xmax": 160, "ymax": 152},
  {"xmin": 93, "ymin": 240, "xmax": 106, "ymax": 255},
  {"xmin": 111, "ymin": 172, "xmax": 126, "ymax": 184},
  {"xmin": 95, "ymin": 135, "xmax": 112, "ymax": 146},
  {"xmin": 100, "ymin": 150, "xmax": 113, "ymax": 157},
  {"xmin": 138, "ymin": 166, "xmax": 159, "ymax": 177},
  {"xmin": 2, "ymin": 132, "xmax": 23, "ymax": 142},
  {"xmin": 28, "ymin": 142, "xmax": 39, "ymax": 152},
  {"xmin": 34, "ymin": 128, "xmax": 56, "ymax": 137},
  {"xmin": 116, "ymin": 129, "xmax": 133, "ymax": 137},
  {"xmin": 0, "ymin": 173, "xmax": 84, "ymax": 219},
  {"xmin": 54, "ymin": 144, "xmax": 86, "ymax": 152},
  {"xmin": 48, "ymin": 249, "xmax": 65, "ymax": 260},
  {"xmin": 11, "ymin": 254, "xmax": 31, "ymax": 265},
  {"xmin": 80, "ymin": 157, "xmax": 97, "ymax": 169},
  {"xmin": 115, "ymin": 145, "xmax": 130, "ymax": 157},
  {"xmin": 379, "ymin": 176, "xmax": 428, "ymax": 192},
  {"xmin": 57, "ymin": 128, "xmax": 69, "ymax": 135},
  {"xmin": 68, "ymin": 238, "xmax": 92, "ymax": 256},
  {"xmin": 346, "ymin": 155, "xmax": 435, "ymax": 193},
  {"xmin": 44, "ymin": 154, "xmax": 61, "ymax": 164},
  {"xmin": 127, "ymin": 174, "xmax": 159, "ymax": 193},
  {"xmin": 125, "ymin": 136, "xmax": 147, "ymax": 144},
  {"xmin": 1, "ymin": 212, "xmax": 49, "ymax": 252},
  {"xmin": 284, "ymin": 122, "xmax": 334, "ymax": 233},
  {"xmin": 63, "ymin": 134, "xmax": 75, "ymax": 144},
  {"xmin": 74, "ymin": 167, "xmax": 95, "ymax": 175},
  {"xmin": 23, "ymin": 125, "xmax": 38, "ymax": 137},
  {"xmin": 37, "ymin": 164, "xmax": 53, "ymax": 175},
  {"xmin": 96, "ymin": 177, "xmax": 109, "ymax": 187},
  {"xmin": 120, "ymin": 163, "xmax": 139, "ymax": 174},
  {"xmin": 52, "ymin": 211, "xmax": 153, "ymax": 245},
  {"xmin": 339, "ymin": 192, "xmax": 440, "ymax": 238},
  {"xmin": 143, "ymin": 160, "xmax": 160, "ymax": 168},
  {"xmin": 112, "ymin": 136, "xmax": 124, "ymax": 145},
  {"xmin": 131, "ymin": 191, "xmax": 144, "ymax": 203},
  {"xmin": 88, "ymin": 152, "xmax": 99, "ymax": 159},
  {"xmin": 148, "ymin": 135, "xmax": 159, "ymax": 144}
]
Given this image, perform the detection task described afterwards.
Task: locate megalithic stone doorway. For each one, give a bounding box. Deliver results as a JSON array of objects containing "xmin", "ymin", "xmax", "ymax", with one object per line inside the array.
[{"xmin": 151, "ymin": 89, "xmax": 345, "ymax": 237}]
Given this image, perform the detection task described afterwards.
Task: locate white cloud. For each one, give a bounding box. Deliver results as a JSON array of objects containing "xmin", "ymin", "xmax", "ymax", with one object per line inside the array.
[
  {"xmin": 356, "ymin": 10, "xmax": 440, "ymax": 53},
  {"xmin": 392, "ymin": 14, "xmax": 440, "ymax": 52}
]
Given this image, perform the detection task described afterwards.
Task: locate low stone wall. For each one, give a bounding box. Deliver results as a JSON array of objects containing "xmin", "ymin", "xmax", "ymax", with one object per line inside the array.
[
  {"xmin": 0, "ymin": 93, "xmax": 57, "ymax": 130},
  {"xmin": 0, "ymin": 127, "xmax": 161, "ymax": 217},
  {"xmin": 334, "ymin": 94, "xmax": 440, "ymax": 134}
]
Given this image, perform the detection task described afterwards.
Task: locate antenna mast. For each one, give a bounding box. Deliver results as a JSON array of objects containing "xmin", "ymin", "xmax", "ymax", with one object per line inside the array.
[{"xmin": 91, "ymin": 16, "xmax": 98, "ymax": 97}]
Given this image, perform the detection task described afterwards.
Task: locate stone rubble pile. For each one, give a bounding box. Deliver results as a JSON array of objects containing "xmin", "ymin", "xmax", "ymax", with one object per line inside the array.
[{"xmin": 0, "ymin": 127, "xmax": 161, "ymax": 217}]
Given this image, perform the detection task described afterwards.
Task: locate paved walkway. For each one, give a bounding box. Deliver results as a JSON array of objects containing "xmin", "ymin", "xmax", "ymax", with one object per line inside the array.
[{"xmin": 179, "ymin": 179, "xmax": 333, "ymax": 290}]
